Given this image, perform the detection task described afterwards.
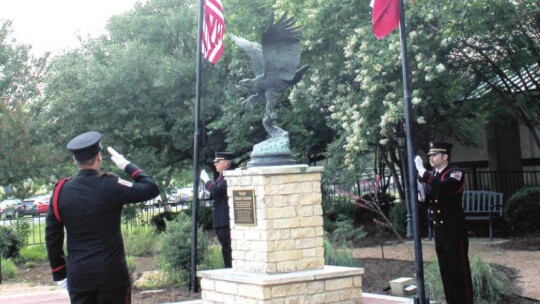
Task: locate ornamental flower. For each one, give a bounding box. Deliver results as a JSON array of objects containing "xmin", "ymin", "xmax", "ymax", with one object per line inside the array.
[
  {"xmin": 441, "ymin": 38, "xmax": 448, "ymax": 47},
  {"xmin": 360, "ymin": 97, "xmax": 371, "ymax": 108},
  {"xmin": 386, "ymin": 92, "xmax": 397, "ymax": 100},
  {"xmin": 412, "ymin": 97, "xmax": 422, "ymax": 105},
  {"xmin": 417, "ymin": 116, "xmax": 426, "ymax": 124},
  {"xmin": 436, "ymin": 63, "xmax": 446, "ymax": 73}
]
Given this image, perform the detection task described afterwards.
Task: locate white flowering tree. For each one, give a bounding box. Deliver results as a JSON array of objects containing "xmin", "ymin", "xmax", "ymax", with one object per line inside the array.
[
  {"xmin": 272, "ymin": 0, "xmax": 538, "ymax": 198},
  {"xmin": 270, "ymin": 0, "xmax": 478, "ymax": 198}
]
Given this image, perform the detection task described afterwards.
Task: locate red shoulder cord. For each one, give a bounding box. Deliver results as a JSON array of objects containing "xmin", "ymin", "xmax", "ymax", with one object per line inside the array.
[{"xmin": 53, "ymin": 178, "xmax": 69, "ymax": 222}]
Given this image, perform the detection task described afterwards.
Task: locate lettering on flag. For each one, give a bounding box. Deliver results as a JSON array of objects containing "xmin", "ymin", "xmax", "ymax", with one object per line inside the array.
[
  {"xmin": 202, "ymin": 0, "xmax": 225, "ymax": 64},
  {"xmin": 371, "ymin": 0, "xmax": 400, "ymax": 39}
]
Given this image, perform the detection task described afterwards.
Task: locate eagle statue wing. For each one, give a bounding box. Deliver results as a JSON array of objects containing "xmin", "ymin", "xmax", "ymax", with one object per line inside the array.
[
  {"xmin": 261, "ymin": 13, "xmax": 302, "ymax": 81},
  {"xmin": 229, "ymin": 33, "xmax": 264, "ymax": 77}
]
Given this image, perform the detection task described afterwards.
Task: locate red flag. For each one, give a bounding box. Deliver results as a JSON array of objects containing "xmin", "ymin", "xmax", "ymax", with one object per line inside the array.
[
  {"xmin": 372, "ymin": 0, "xmax": 400, "ymax": 40},
  {"xmin": 202, "ymin": 0, "xmax": 225, "ymax": 64}
]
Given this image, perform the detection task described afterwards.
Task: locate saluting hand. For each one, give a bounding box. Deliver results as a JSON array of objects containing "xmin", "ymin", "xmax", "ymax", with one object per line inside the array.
[
  {"xmin": 107, "ymin": 147, "xmax": 130, "ymax": 170},
  {"xmin": 200, "ymin": 170, "xmax": 210, "ymax": 183},
  {"xmin": 414, "ymin": 155, "xmax": 426, "ymax": 177}
]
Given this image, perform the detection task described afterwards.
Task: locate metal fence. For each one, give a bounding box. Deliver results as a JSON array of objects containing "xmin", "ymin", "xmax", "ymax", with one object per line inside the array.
[
  {"xmin": 0, "ymin": 200, "xmax": 212, "ymax": 246},
  {"xmin": 322, "ymin": 170, "xmax": 540, "ymax": 205},
  {"xmin": 3, "ymin": 170, "xmax": 540, "ymax": 246},
  {"xmin": 465, "ymin": 170, "xmax": 540, "ymax": 201}
]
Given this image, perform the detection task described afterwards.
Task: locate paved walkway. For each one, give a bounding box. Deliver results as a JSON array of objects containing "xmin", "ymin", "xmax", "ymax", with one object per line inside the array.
[
  {"xmin": 0, "ymin": 287, "xmax": 413, "ymax": 304},
  {"xmin": 166, "ymin": 294, "xmax": 414, "ymax": 304},
  {"xmin": 0, "ymin": 288, "xmax": 69, "ymax": 304}
]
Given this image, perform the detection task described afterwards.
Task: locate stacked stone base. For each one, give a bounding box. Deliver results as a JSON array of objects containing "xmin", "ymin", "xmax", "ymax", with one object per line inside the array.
[{"xmin": 198, "ymin": 266, "xmax": 364, "ymax": 304}]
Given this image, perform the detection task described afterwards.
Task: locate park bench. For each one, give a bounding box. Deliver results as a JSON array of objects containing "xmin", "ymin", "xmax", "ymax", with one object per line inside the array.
[
  {"xmin": 427, "ymin": 190, "xmax": 504, "ymax": 241},
  {"xmin": 461, "ymin": 190, "xmax": 503, "ymax": 241}
]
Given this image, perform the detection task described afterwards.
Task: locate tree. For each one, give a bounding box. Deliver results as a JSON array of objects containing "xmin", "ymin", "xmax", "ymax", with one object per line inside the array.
[
  {"xmin": 0, "ymin": 21, "xmax": 49, "ymax": 199},
  {"xmin": 441, "ymin": 0, "xmax": 540, "ymax": 150},
  {"xmin": 274, "ymin": 0, "xmax": 538, "ymax": 198}
]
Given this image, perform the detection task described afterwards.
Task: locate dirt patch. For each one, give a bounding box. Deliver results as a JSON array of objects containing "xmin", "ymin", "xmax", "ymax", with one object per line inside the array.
[{"xmin": 496, "ymin": 235, "xmax": 540, "ymax": 251}]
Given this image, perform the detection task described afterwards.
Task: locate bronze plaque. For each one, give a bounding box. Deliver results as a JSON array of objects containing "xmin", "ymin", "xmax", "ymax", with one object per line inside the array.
[{"xmin": 232, "ymin": 189, "xmax": 256, "ymax": 225}]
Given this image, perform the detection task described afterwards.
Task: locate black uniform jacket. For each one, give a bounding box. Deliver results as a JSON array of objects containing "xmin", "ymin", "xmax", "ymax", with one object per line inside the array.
[
  {"xmin": 45, "ymin": 164, "xmax": 159, "ymax": 292},
  {"xmin": 204, "ymin": 175, "xmax": 229, "ymax": 228},
  {"xmin": 420, "ymin": 164, "xmax": 467, "ymax": 242}
]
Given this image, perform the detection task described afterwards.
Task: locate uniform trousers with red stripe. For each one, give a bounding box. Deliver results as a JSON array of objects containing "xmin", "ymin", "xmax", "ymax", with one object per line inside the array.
[
  {"xmin": 68, "ymin": 286, "xmax": 131, "ymax": 304},
  {"xmin": 435, "ymin": 238, "xmax": 474, "ymax": 304}
]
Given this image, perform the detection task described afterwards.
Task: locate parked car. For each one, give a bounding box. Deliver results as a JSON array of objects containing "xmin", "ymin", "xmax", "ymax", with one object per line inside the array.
[
  {"xmin": 3, "ymin": 200, "xmax": 39, "ymax": 218},
  {"xmin": 33, "ymin": 194, "xmax": 51, "ymax": 214},
  {"xmin": 0, "ymin": 198, "xmax": 21, "ymax": 218}
]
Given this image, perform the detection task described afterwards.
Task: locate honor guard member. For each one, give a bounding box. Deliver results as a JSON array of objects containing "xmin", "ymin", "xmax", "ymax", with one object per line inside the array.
[
  {"xmin": 200, "ymin": 152, "xmax": 234, "ymax": 268},
  {"xmin": 45, "ymin": 131, "xmax": 160, "ymax": 304},
  {"xmin": 415, "ymin": 142, "xmax": 473, "ymax": 304}
]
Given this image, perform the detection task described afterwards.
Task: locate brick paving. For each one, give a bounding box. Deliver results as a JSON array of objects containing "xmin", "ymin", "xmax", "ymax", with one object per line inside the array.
[
  {"xmin": 0, "ymin": 289, "xmax": 69, "ymax": 304},
  {"xmin": 0, "ymin": 290, "xmax": 412, "ymax": 304}
]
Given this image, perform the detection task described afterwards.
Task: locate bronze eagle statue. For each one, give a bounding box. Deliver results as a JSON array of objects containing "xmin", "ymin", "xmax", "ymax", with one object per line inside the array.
[{"xmin": 230, "ymin": 13, "xmax": 309, "ymax": 138}]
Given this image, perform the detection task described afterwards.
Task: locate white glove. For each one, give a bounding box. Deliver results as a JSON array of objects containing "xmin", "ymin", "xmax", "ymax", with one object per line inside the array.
[
  {"xmin": 56, "ymin": 278, "xmax": 68, "ymax": 290},
  {"xmin": 417, "ymin": 181, "xmax": 426, "ymax": 202},
  {"xmin": 414, "ymin": 155, "xmax": 426, "ymax": 177},
  {"xmin": 200, "ymin": 170, "xmax": 210, "ymax": 183},
  {"xmin": 199, "ymin": 189, "xmax": 210, "ymax": 200},
  {"xmin": 107, "ymin": 147, "xmax": 130, "ymax": 170}
]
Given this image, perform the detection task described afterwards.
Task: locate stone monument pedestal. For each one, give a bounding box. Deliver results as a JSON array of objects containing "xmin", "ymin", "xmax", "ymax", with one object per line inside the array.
[{"xmin": 198, "ymin": 165, "xmax": 364, "ymax": 303}]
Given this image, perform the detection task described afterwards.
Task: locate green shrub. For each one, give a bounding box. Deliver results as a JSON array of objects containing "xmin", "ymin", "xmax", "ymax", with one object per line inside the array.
[
  {"xmin": 12, "ymin": 218, "xmax": 31, "ymax": 247},
  {"xmin": 199, "ymin": 244, "xmax": 225, "ymax": 270},
  {"xmin": 126, "ymin": 256, "xmax": 136, "ymax": 284},
  {"xmin": 424, "ymin": 259, "xmax": 444, "ymax": 301},
  {"xmin": 425, "ymin": 256, "xmax": 511, "ymax": 303},
  {"xmin": 323, "ymin": 234, "xmax": 360, "ymax": 267},
  {"xmin": 323, "ymin": 196, "xmax": 369, "ymax": 232},
  {"xmin": 1, "ymin": 258, "xmax": 18, "ymax": 280},
  {"xmin": 20, "ymin": 244, "xmax": 48, "ymax": 262},
  {"xmin": 150, "ymin": 211, "xmax": 179, "ymax": 233},
  {"xmin": 0, "ymin": 226, "xmax": 21, "ymax": 259},
  {"xmin": 156, "ymin": 213, "xmax": 207, "ymax": 286},
  {"xmin": 361, "ymin": 192, "xmax": 396, "ymax": 218},
  {"xmin": 331, "ymin": 215, "xmax": 366, "ymax": 245},
  {"xmin": 181, "ymin": 205, "xmax": 214, "ymax": 230},
  {"xmin": 123, "ymin": 226, "xmax": 158, "ymax": 257},
  {"xmin": 197, "ymin": 205, "xmax": 214, "ymax": 230},
  {"xmin": 505, "ymin": 187, "xmax": 540, "ymax": 234},
  {"xmin": 122, "ymin": 204, "xmax": 140, "ymax": 224},
  {"xmin": 24, "ymin": 261, "xmax": 36, "ymax": 268},
  {"xmin": 388, "ymin": 202, "xmax": 407, "ymax": 234}
]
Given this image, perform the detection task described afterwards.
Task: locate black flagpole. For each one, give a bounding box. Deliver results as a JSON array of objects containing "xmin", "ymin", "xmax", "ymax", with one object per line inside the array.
[
  {"xmin": 190, "ymin": 0, "xmax": 205, "ymax": 293},
  {"xmin": 397, "ymin": 0, "xmax": 427, "ymax": 302}
]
